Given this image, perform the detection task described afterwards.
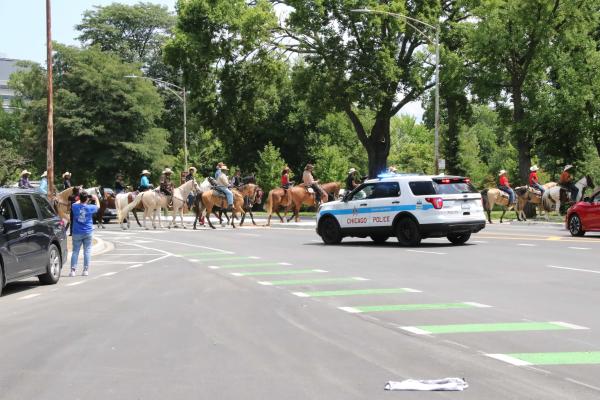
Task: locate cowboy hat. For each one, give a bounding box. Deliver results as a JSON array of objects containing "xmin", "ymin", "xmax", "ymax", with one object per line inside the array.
[
  {"xmin": 564, "ymin": 164, "xmax": 574, "ymax": 171},
  {"xmin": 20, "ymin": 169, "xmax": 31, "ymax": 176},
  {"xmin": 162, "ymin": 168, "xmax": 173, "ymax": 174},
  {"xmin": 305, "ymin": 163, "xmax": 314, "ymax": 170},
  {"xmin": 188, "ymin": 166, "xmax": 197, "ymax": 173},
  {"xmin": 216, "ymin": 162, "xmax": 224, "ymax": 168},
  {"xmin": 62, "ymin": 171, "xmax": 71, "ymax": 178},
  {"xmin": 388, "ymin": 166, "xmax": 398, "ymax": 172},
  {"xmin": 220, "ymin": 165, "xmax": 229, "ymax": 170},
  {"xmin": 498, "ymin": 169, "xmax": 507, "ymax": 176},
  {"xmin": 41, "ymin": 171, "xmax": 47, "ymax": 178},
  {"xmin": 348, "ymin": 168, "xmax": 357, "ymax": 174},
  {"xmin": 141, "ymin": 169, "xmax": 151, "ymax": 175},
  {"xmin": 530, "ymin": 165, "xmax": 539, "ymax": 172}
]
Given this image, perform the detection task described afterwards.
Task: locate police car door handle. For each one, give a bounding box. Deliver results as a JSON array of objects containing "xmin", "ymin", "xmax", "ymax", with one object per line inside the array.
[
  {"xmin": 359, "ymin": 203, "xmax": 368, "ymax": 206},
  {"xmin": 391, "ymin": 201, "xmax": 400, "ymax": 204}
]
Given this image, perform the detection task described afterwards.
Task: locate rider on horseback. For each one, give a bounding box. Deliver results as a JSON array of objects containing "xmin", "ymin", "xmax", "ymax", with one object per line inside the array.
[
  {"xmin": 160, "ymin": 168, "xmax": 174, "ymax": 197},
  {"xmin": 346, "ymin": 168, "xmax": 359, "ymax": 191},
  {"xmin": 302, "ymin": 164, "xmax": 323, "ymax": 204},
  {"xmin": 139, "ymin": 170, "xmax": 151, "ymax": 191},
  {"xmin": 62, "ymin": 172, "xmax": 72, "ymax": 190},
  {"xmin": 281, "ymin": 166, "xmax": 294, "ymax": 207},
  {"xmin": 528, "ymin": 165, "xmax": 544, "ymax": 195},
  {"xmin": 559, "ymin": 164, "xmax": 578, "ymax": 202},
  {"xmin": 216, "ymin": 164, "xmax": 234, "ymax": 211},
  {"xmin": 186, "ymin": 167, "xmax": 197, "ymax": 208},
  {"xmin": 498, "ymin": 170, "xmax": 516, "ymax": 204}
]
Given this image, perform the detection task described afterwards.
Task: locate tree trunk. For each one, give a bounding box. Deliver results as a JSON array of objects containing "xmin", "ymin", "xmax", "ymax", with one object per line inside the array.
[
  {"xmin": 512, "ymin": 84, "xmax": 531, "ymax": 185},
  {"xmin": 366, "ymin": 117, "xmax": 391, "ymax": 178},
  {"xmin": 444, "ymin": 96, "xmax": 461, "ymax": 175}
]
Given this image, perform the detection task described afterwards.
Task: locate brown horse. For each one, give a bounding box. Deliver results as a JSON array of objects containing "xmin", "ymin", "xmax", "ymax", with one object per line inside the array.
[
  {"xmin": 53, "ymin": 186, "xmax": 80, "ymax": 226},
  {"xmin": 266, "ymin": 183, "xmax": 337, "ymax": 225},
  {"xmin": 236, "ymin": 183, "xmax": 263, "ymax": 226},
  {"xmin": 320, "ymin": 182, "xmax": 342, "ymax": 200},
  {"xmin": 196, "ymin": 189, "xmax": 245, "ymax": 229},
  {"xmin": 480, "ymin": 188, "xmax": 518, "ymax": 223}
]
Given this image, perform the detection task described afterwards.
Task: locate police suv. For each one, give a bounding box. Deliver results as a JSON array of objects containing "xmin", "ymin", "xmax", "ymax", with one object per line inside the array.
[{"xmin": 316, "ymin": 174, "xmax": 486, "ymax": 246}]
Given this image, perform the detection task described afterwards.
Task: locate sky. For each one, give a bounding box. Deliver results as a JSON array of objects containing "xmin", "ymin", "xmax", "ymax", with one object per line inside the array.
[{"xmin": 0, "ymin": 0, "xmax": 423, "ymax": 119}]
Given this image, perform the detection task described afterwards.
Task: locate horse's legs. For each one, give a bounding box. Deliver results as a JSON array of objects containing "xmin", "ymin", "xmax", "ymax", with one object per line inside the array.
[
  {"xmin": 206, "ymin": 207, "xmax": 216, "ymax": 229},
  {"xmin": 250, "ymin": 210, "xmax": 256, "ymax": 225},
  {"xmin": 500, "ymin": 208, "xmax": 506, "ymax": 223}
]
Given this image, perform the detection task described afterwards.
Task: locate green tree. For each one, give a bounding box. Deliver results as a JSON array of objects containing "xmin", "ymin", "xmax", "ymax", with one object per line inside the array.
[
  {"xmin": 388, "ymin": 116, "xmax": 434, "ymax": 174},
  {"xmin": 254, "ymin": 142, "xmax": 286, "ymax": 194},
  {"xmin": 11, "ymin": 44, "xmax": 172, "ymax": 186}
]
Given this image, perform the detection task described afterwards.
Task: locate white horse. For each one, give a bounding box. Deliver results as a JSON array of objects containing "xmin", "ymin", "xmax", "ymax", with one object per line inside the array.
[
  {"xmin": 168, "ymin": 179, "xmax": 201, "ymax": 229},
  {"xmin": 136, "ymin": 189, "xmax": 170, "ymax": 230},
  {"xmin": 542, "ymin": 175, "xmax": 594, "ymax": 214}
]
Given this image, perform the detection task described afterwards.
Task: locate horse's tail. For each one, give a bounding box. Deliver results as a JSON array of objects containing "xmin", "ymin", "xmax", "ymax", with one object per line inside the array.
[
  {"xmin": 265, "ymin": 190, "xmax": 274, "ymax": 215},
  {"xmin": 480, "ymin": 189, "xmax": 489, "ymax": 211},
  {"xmin": 122, "ymin": 192, "xmax": 144, "ymax": 216}
]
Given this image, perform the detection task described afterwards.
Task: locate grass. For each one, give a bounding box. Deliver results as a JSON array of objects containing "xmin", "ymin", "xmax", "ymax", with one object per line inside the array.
[{"xmin": 489, "ymin": 210, "xmax": 565, "ymax": 223}]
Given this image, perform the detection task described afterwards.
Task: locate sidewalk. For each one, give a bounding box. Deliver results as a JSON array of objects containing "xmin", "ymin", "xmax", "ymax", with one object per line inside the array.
[{"xmin": 66, "ymin": 235, "xmax": 113, "ymax": 257}]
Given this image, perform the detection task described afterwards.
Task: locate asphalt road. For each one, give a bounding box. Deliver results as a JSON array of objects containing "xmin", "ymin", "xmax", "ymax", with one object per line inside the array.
[{"xmin": 1, "ymin": 219, "xmax": 599, "ymax": 399}]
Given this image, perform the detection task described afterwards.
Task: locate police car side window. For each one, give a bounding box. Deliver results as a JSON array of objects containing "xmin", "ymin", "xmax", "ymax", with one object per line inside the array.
[
  {"xmin": 371, "ymin": 182, "xmax": 400, "ymax": 199},
  {"xmin": 350, "ymin": 184, "xmax": 375, "ymax": 201}
]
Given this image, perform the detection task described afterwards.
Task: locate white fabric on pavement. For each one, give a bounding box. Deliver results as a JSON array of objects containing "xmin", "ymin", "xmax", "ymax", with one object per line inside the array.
[{"xmin": 384, "ymin": 377, "xmax": 468, "ymax": 391}]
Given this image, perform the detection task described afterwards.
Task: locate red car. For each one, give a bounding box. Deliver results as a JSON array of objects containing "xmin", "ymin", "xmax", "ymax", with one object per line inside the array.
[{"xmin": 566, "ymin": 189, "xmax": 600, "ymax": 236}]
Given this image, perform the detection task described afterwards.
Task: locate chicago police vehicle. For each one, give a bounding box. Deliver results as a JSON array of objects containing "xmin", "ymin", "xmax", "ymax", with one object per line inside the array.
[{"xmin": 316, "ymin": 174, "xmax": 486, "ymax": 246}]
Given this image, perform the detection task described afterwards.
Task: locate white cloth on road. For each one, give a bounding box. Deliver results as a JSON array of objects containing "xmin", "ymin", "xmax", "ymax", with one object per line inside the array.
[{"xmin": 384, "ymin": 377, "xmax": 468, "ymax": 391}]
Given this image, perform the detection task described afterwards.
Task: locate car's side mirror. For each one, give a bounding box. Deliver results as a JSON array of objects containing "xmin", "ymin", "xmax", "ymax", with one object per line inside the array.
[{"xmin": 3, "ymin": 219, "xmax": 22, "ymax": 233}]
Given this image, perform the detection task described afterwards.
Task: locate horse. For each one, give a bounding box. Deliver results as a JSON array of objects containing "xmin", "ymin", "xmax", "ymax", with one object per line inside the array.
[
  {"xmin": 321, "ymin": 182, "xmax": 342, "ymax": 200},
  {"xmin": 514, "ymin": 182, "xmax": 557, "ymax": 221},
  {"xmin": 137, "ymin": 189, "xmax": 171, "ymax": 229},
  {"xmin": 168, "ymin": 179, "xmax": 200, "ymax": 229},
  {"xmin": 195, "ymin": 186, "xmax": 245, "ymax": 229},
  {"xmin": 84, "ymin": 187, "xmax": 115, "ymax": 229},
  {"xmin": 235, "ymin": 183, "xmax": 263, "ymax": 226},
  {"xmin": 115, "ymin": 191, "xmax": 143, "ymax": 229},
  {"xmin": 284, "ymin": 184, "xmax": 331, "ymax": 224},
  {"xmin": 480, "ymin": 188, "xmax": 518, "ymax": 223},
  {"xmin": 542, "ymin": 175, "xmax": 594, "ymax": 214},
  {"xmin": 264, "ymin": 187, "xmax": 294, "ymax": 226},
  {"xmin": 53, "ymin": 186, "xmax": 80, "ymax": 227}
]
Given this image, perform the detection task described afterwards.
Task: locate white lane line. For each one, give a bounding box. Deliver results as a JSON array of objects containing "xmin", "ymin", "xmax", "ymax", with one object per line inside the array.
[
  {"xmin": 100, "ymin": 272, "xmax": 118, "ymax": 277},
  {"xmin": 403, "ymin": 288, "xmax": 423, "ymax": 293},
  {"xmin": 126, "ymin": 264, "xmax": 143, "ymax": 269},
  {"xmin": 338, "ymin": 307, "xmax": 362, "ymax": 314},
  {"xmin": 406, "ymin": 250, "xmax": 447, "ymax": 255},
  {"xmin": 463, "ymin": 302, "xmax": 492, "ymax": 308},
  {"xmin": 18, "ymin": 293, "xmax": 41, "ymax": 300},
  {"xmin": 250, "ymin": 256, "xmax": 261, "ymax": 259},
  {"xmin": 90, "ymin": 261, "xmax": 147, "ymax": 265},
  {"xmin": 95, "ymin": 253, "xmax": 163, "ymax": 256},
  {"xmin": 132, "ymin": 237, "xmax": 233, "ymax": 254},
  {"xmin": 66, "ymin": 281, "xmax": 86, "ymax": 287},
  {"xmin": 353, "ymin": 277, "xmax": 370, "ymax": 281},
  {"xmin": 564, "ymin": 378, "xmax": 600, "ymax": 393},
  {"xmin": 231, "ymin": 273, "xmax": 242, "ymax": 277},
  {"xmin": 258, "ymin": 281, "xmax": 273, "ymax": 286},
  {"xmin": 547, "ymin": 265, "xmax": 600, "ymax": 275},
  {"xmin": 551, "ymin": 321, "xmax": 589, "ymax": 330},
  {"xmin": 400, "ymin": 326, "xmax": 431, "ymax": 335},
  {"xmin": 279, "ymin": 262, "xmax": 292, "ymax": 266},
  {"xmin": 472, "ymin": 240, "xmax": 488, "ymax": 244},
  {"xmin": 486, "ymin": 353, "xmax": 531, "ymax": 366},
  {"xmin": 292, "ymin": 292, "xmax": 309, "ymax": 297},
  {"xmin": 568, "ymin": 247, "xmax": 591, "ymax": 250},
  {"xmin": 313, "ymin": 269, "xmax": 328, "ymax": 273},
  {"xmin": 208, "ymin": 266, "xmax": 220, "ymax": 269},
  {"xmin": 517, "ymin": 243, "xmax": 536, "ymax": 247}
]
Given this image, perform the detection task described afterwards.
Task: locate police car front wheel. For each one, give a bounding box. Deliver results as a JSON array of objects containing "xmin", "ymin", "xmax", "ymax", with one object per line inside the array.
[
  {"xmin": 395, "ymin": 218, "xmax": 422, "ymax": 246},
  {"xmin": 319, "ymin": 217, "xmax": 342, "ymax": 245}
]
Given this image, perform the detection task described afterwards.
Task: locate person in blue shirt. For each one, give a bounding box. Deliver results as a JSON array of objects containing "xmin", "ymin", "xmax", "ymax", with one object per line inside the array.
[
  {"xmin": 139, "ymin": 169, "xmax": 151, "ymax": 191},
  {"xmin": 39, "ymin": 171, "xmax": 48, "ymax": 195},
  {"xmin": 69, "ymin": 191, "xmax": 100, "ymax": 277}
]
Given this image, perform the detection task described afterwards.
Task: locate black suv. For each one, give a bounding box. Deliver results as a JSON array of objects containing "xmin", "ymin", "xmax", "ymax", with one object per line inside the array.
[{"xmin": 0, "ymin": 189, "xmax": 67, "ymax": 296}]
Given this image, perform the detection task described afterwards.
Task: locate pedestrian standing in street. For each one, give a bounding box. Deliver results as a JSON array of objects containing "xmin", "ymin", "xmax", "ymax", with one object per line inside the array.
[{"xmin": 69, "ymin": 191, "xmax": 100, "ymax": 277}]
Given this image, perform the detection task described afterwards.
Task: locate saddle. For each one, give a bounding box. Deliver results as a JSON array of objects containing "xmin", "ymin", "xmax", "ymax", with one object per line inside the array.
[{"xmin": 526, "ymin": 186, "xmax": 542, "ymax": 197}]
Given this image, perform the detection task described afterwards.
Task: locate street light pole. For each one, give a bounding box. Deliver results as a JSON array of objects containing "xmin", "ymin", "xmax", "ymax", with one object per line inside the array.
[
  {"xmin": 350, "ymin": 8, "xmax": 441, "ymax": 174},
  {"xmin": 46, "ymin": 0, "xmax": 55, "ymax": 197},
  {"xmin": 124, "ymin": 75, "xmax": 188, "ymax": 170}
]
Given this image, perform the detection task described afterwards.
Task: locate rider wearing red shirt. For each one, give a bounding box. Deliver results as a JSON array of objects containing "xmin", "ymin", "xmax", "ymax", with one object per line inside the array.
[
  {"xmin": 497, "ymin": 170, "xmax": 515, "ymax": 204},
  {"xmin": 528, "ymin": 165, "xmax": 545, "ymax": 195}
]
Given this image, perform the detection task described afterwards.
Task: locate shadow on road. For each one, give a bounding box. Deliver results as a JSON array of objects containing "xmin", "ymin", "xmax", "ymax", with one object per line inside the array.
[
  {"xmin": 2, "ymin": 279, "xmax": 44, "ymax": 297},
  {"xmin": 304, "ymin": 241, "xmax": 475, "ymax": 249}
]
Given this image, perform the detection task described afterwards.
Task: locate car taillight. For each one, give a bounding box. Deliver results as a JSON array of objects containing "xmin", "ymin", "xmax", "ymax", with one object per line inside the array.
[
  {"xmin": 441, "ymin": 179, "xmax": 450, "ymax": 184},
  {"xmin": 425, "ymin": 197, "xmax": 444, "ymax": 209}
]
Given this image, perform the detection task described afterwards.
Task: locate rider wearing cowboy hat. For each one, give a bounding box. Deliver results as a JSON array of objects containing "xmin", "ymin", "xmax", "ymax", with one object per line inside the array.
[
  {"xmin": 185, "ymin": 166, "xmax": 197, "ymax": 208},
  {"xmin": 528, "ymin": 165, "xmax": 544, "ymax": 195},
  {"xmin": 39, "ymin": 171, "xmax": 48, "ymax": 195},
  {"xmin": 302, "ymin": 163, "xmax": 324, "ymax": 204},
  {"xmin": 346, "ymin": 168, "xmax": 359, "ymax": 191},
  {"xmin": 18, "ymin": 170, "xmax": 34, "ymax": 189},
  {"xmin": 216, "ymin": 164, "xmax": 234, "ymax": 210},
  {"xmin": 560, "ymin": 164, "xmax": 578, "ymax": 202},
  {"xmin": 114, "ymin": 173, "xmax": 126, "ymax": 194},
  {"xmin": 160, "ymin": 168, "xmax": 174, "ymax": 197},
  {"xmin": 62, "ymin": 171, "xmax": 72, "ymax": 190},
  {"xmin": 215, "ymin": 162, "xmax": 224, "ymax": 179},
  {"xmin": 498, "ymin": 169, "xmax": 515, "ymax": 204},
  {"xmin": 139, "ymin": 170, "xmax": 151, "ymax": 191}
]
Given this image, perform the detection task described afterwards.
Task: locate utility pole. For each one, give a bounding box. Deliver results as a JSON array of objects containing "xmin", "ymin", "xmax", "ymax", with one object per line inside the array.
[
  {"xmin": 434, "ymin": 24, "xmax": 441, "ymax": 175},
  {"xmin": 46, "ymin": 0, "xmax": 54, "ymax": 197}
]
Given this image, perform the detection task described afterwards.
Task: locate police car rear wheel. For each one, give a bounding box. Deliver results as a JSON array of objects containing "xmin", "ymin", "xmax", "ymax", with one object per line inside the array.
[
  {"xmin": 370, "ymin": 235, "xmax": 389, "ymax": 244},
  {"xmin": 395, "ymin": 218, "xmax": 421, "ymax": 246},
  {"xmin": 320, "ymin": 217, "xmax": 342, "ymax": 244},
  {"xmin": 447, "ymin": 232, "xmax": 471, "ymax": 245}
]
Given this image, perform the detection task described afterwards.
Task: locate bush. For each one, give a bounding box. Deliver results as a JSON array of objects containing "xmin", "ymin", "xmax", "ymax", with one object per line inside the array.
[{"xmin": 254, "ymin": 142, "xmax": 286, "ymax": 194}]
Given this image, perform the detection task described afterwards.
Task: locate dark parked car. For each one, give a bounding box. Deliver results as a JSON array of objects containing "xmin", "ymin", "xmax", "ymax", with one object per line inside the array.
[{"xmin": 0, "ymin": 189, "xmax": 67, "ymax": 296}]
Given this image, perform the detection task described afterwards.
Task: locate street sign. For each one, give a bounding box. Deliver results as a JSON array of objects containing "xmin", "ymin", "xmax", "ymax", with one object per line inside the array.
[{"xmin": 438, "ymin": 159, "xmax": 446, "ymax": 170}]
